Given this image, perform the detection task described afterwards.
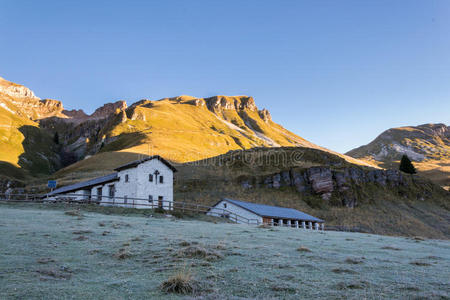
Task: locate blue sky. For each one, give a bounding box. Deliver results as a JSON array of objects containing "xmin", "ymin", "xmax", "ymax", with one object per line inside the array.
[{"xmin": 1, "ymin": 0, "xmax": 449, "ymax": 153}]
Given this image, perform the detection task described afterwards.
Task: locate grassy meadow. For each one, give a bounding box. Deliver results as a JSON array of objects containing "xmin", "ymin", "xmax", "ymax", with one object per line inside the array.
[{"xmin": 0, "ymin": 203, "xmax": 449, "ymax": 299}]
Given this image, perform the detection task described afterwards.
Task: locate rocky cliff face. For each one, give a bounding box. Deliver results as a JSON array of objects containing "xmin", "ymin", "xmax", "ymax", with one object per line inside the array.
[
  {"xmin": 62, "ymin": 109, "xmax": 89, "ymax": 119},
  {"xmin": 242, "ymin": 166, "xmax": 430, "ymax": 208},
  {"xmin": 90, "ymin": 100, "xmax": 127, "ymax": 119},
  {"xmin": 0, "ymin": 76, "xmax": 39, "ymax": 99}
]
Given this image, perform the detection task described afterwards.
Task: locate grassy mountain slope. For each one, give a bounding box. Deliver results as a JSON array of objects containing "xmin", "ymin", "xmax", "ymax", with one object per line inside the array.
[
  {"xmin": 0, "ymin": 79, "xmax": 61, "ymax": 180},
  {"xmin": 0, "ymin": 76, "xmax": 374, "ymax": 185},
  {"xmin": 346, "ymin": 124, "xmax": 450, "ymax": 189},
  {"xmin": 47, "ymin": 147, "xmax": 449, "ymax": 239}
]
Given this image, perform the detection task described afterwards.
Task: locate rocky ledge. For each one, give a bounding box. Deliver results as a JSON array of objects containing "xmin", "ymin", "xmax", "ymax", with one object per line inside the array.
[{"xmin": 241, "ymin": 166, "xmax": 426, "ymax": 208}]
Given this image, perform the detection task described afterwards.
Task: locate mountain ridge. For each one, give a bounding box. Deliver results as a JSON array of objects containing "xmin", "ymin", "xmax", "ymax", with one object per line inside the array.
[
  {"xmin": 0, "ymin": 76, "xmax": 373, "ymax": 182},
  {"xmin": 346, "ymin": 123, "xmax": 449, "ymax": 189}
]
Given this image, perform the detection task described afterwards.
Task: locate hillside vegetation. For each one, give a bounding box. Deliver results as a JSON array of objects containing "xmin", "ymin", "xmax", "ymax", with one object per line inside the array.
[
  {"xmin": 46, "ymin": 147, "xmax": 450, "ymax": 239},
  {"xmin": 346, "ymin": 123, "xmax": 450, "ymax": 189},
  {"xmin": 0, "ymin": 78, "xmax": 61, "ymax": 179}
]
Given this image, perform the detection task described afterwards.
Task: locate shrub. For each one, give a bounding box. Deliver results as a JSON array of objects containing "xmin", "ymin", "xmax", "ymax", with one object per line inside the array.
[
  {"xmin": 399, "ymin": 155, "xmax": 416, "ymax": 174},
  {"xmin": 154, "ymin": 207, "xmax": 165, "ymax": 214}
]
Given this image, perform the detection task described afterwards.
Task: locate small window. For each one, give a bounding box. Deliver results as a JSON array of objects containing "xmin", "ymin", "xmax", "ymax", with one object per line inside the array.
[
  {"xmin": 159, "ymin": 175, "xmax": 164, "ymax": 183},
  {"xmin": 149, "ymin": 174, "xmax": 153, "ymax": 182},
  {"xmin": 148, "ymin": 195, "xmax": 153, "ymax": 203},
  {"xmin": 125, "ymin": 174, "xmax": 129, "ymax": 182},
  {"xmin": 124, "ymin": 195, "xmax": 128, "ymax": 204},
  {"xmin": 223, "ymin": 203, "xmax": 227, "ymax": 208}
]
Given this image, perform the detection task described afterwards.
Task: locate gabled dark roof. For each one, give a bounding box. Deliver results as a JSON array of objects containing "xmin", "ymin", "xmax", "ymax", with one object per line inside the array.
[
  {"xmin": 47, "ymin": 173, "xmax": 118, "ymax": 196},
  {"xmin": 220, "ymin": 198, "xmax": 324, "ymax": 222},
  {"xmin": 114, "ymin": 155, "xmax": 177, "ymax": 172}
]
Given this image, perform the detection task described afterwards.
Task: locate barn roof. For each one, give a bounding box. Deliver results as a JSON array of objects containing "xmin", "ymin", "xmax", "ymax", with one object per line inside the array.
[
  {"xmin": 222, "ymin": 198, "xmax": 324, "ymax": 222},
  {"xmin": 114, "ymin": 155, "xmax": 177, "ymax": 172},
  {"xmin": 47, "ymin": 173, "xmax": 118, "ymax": 196}
]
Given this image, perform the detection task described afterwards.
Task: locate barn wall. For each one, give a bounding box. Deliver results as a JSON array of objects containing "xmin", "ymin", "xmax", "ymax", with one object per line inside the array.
[
  {"xmin": 207, "ymin": 200, "xmax": 262, "ymax": 224},
  {"xmin": 56, "ymin": 189, "xmax": 90, "ymax": 201}
]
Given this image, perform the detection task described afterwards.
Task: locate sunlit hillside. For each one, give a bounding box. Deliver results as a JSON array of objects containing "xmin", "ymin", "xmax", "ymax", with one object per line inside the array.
[
  {"xmin": 0, "ymin": 78, "xmax": 60, "ymax": 179},
  {"xmin": 347, "ymin": 124, "xmax": 450, "ymax": 189}
]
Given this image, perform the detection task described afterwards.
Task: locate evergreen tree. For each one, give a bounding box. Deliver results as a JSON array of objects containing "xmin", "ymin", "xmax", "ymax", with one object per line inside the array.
[
  {"xmin": 399, "ymin": 154, "xmax": 416, "ymax": 174},
  {"xmin": 53, "ymin": 132, "xmax": 59, "ymax": 144}
]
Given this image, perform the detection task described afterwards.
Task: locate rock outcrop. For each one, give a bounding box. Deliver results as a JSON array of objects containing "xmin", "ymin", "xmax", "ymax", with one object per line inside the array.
[
  {"xmin": 62, "ymin": 109, "xmax": 89, "ymax": 119},
  {"xmin": 258, "ymin": 109, "xmax": 272, "ymax": 122},
  {"xmin": 243, "ymin": 166, "xmax": 411, "ymax": 208},
  {"xmin": 91, "ymin": 100, "xmax": 127, "ymax": 119},
  {"xmin": 0, "ymin": 76, "xmax": 39, "ymax": 99},
  {"xmin": 204, "ymin": 96, "xmax": 257, "ymax": 112}
]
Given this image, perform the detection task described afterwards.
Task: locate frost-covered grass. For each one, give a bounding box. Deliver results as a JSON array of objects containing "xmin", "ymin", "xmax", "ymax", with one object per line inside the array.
[{"xmin": 0, "ymin": 203, "xmax": 449, "ymax": 299}]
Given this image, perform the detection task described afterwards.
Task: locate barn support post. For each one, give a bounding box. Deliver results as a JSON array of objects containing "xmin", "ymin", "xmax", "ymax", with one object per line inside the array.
[
  {"xmin": 287, "ymin": 220, "xmax": 291, "ymax": 227},
  {"xmin": 294, "ymin": 220, "xmax": 299, "ymax": 228},
  {"xmin": 278, "ymin": 219, "xmax": 283, "ymax": 226},
  {"xmin": 308, "ymin": 221, "xmax": 313, "ymax": 229},
  {"xmin": 321, "ymin": 223, "xmax": 324, "ymax": 231},
  {"xmin": 314, "ymin": 223, "xmax": 319, "ymax": 230},
  {"xmin": 270, "ymin": 219, "xmax": 274, "ymax": 226},
  {"xmin": 301, "ymin": 221, "xmax": 306, "ymax": 229}
]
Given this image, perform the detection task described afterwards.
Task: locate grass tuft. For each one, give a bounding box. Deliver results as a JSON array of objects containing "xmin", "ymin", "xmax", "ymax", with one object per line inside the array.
[
  {"xmin": 160, "ymin": 269, "xmax": 197, "ymax": 294},
  {"xmin": 114, "ymin": 247, "xmax": 132, "ymax": 260},
  {"xmin": 176, "ymin": 245, "xmax": 223, "ymax": 261},
  {"xmin": 381, "ymin": 246, "xmax": 401, "ymax": 251},
  {"xmin": 297, "ymin": 246, "xmax": 311, "ymax": 252},
  {"xmin": 344, "ymin": 257, "xmax": 364, "ymax": 264},
  {"xmin": 410, "ymin": 261, "xmax": 431, "ymax": 266},
  {"xmin": 64, "ymin": 210, "xmax": 83, "ymax": 217},
  {"xmin": 331, "ymin": 268, "xmax": 358, "ymax": 274}
]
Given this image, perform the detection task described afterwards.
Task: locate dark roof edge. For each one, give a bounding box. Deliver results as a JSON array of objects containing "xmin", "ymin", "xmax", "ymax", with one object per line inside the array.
[
  {"xmin": 47, "ymin": 175, "xmax": 119, "ymax": 196},
  {"xmin": 114, "ymin": 155, "xmax": 178, "ymax": 172}
]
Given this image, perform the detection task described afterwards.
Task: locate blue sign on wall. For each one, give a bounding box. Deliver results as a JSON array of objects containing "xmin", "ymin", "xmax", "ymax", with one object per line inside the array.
[{"xmin": 47, "ymin": 180, "xmax": 57, "ymax": 189}]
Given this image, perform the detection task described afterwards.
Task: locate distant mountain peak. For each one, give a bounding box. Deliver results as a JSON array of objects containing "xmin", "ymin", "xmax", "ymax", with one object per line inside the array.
[{"xmin": 0, "ymin": 76, "xmax": 40, "ymax": 100}]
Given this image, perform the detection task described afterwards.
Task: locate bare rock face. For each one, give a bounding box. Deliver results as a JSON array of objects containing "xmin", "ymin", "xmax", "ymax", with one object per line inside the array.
[
  {"xmin": 292, "ymin": 171, "xmax": 308, "ymax": 193},
  {"xmin": 258, "ymin": 109, "xmax": 272, "ymax": 122},
  {"xmin": 91, "ymin": 101, "xmax": 127, "ymax": 119},
  {"xmin": 306, "ymin": 167, "xmax": 334, "ymax": 194},
  {"xmin": 129, "ymin": 108, "xmax": 146, "ymax": 121},
  {"xmin": 62, "ymin": 109, "xmax": 89, "ymax": 119},
  {"xmin": 119, "ymin": 110, "xmax": 127, "ymax": 123},
  {"xmin": 10, "ymin": 98, "xmax": 65, "ymax": 120},
  {"xmin": 38, "ymin": 99, "xmax": 64, "ymax": 115},
  {"xmin": 251, "ymin": 166, "xmax": 412, "ymax": 208},
  {"xmin": 0, "ymin": 77, "xmax": 39, "ymax": 99},
  {"xmin": 204, "ymin": 96, "xmax": 258, "ymax": 113},
  {"xmin": 185, "ymin": 98, "xmax": 206, "ymax": 107}
]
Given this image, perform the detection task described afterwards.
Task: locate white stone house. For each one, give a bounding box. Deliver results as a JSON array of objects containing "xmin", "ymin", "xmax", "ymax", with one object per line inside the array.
[
  {"xmin": 46, "ymin": 156, "xmax": 177, "ymax": 210},
  {"xmin": 207, "ymin": 198, "xmax": 324, "ymax": 229}
]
